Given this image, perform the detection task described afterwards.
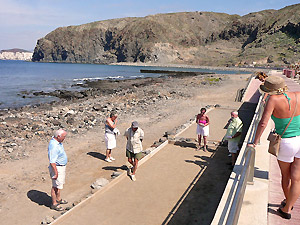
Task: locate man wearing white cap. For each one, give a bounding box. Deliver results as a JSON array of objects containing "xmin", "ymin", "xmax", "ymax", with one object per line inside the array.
[{"xmin": 124, "ymin": 121, "xmax": 144, "ymax": 181}]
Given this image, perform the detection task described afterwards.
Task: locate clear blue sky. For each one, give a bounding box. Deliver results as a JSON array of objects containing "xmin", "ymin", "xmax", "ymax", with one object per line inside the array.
[{"xmin": 0, "ymin": 0, "xmax": 298, "ymax": 51}]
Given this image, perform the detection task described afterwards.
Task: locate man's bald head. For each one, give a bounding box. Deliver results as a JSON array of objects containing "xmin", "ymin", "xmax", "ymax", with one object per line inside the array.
[
  {"xmin": 54, "ymin": 129, "xmax": 67, "ymax": 143},
  {"xmin": 231, "ymin": 111, "xmax": 238, "ymax": 118}
]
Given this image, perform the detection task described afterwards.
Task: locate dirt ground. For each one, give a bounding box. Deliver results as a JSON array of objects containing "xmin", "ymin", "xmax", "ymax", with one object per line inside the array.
[{"xmin": 0, "ymin": 73, "xmax": 251, "ymax": 224}]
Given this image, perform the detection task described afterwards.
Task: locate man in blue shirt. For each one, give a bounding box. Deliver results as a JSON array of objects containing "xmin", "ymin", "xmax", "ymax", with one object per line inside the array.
[{"xmin": 48, "ymin": 129, "xmax": 68, "ymax": 211}]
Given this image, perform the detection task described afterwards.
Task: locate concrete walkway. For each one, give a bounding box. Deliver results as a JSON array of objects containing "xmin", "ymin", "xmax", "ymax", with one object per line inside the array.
[{"xmin": 51, "ymin": 108, "xmax": 238, "ymax": 225}]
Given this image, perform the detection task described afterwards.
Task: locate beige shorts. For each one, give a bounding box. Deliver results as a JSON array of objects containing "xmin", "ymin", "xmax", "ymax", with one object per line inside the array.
[
  {"xmin": 228, "ymin": 141, "xmax": 240, "ymax": 154},
  {"xmin": 49, "ymin": 165, "xmax": 66, "ymax": 189}
]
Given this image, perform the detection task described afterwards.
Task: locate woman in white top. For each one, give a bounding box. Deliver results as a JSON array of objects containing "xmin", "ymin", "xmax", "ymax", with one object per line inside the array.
[{"xmin": 104, "ymin": 112, "xmax": 118, "ymax": 162}]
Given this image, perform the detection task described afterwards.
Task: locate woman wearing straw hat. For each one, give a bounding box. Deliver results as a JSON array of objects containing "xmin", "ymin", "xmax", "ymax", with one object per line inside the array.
[{"xmin": 249, "ymin": 76, "xmax": 300, "ymax": 220}]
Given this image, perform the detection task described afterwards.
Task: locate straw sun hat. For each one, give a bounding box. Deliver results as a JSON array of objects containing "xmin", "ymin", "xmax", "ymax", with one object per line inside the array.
[{"xmin": 259, "ymin": 76, "xmax": 288, "ymax": 95}]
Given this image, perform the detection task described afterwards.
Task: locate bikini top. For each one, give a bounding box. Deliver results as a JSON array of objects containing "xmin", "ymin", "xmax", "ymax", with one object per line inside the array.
[{"xmin": 199, "ymin": 120, "xmax": 207, "ymax": 125}]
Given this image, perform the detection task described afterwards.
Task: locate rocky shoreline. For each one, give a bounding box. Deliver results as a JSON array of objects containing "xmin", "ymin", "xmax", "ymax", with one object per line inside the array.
[{"xmin": 0, "ymin": 72, "xmax": 225, "ymax": 162}]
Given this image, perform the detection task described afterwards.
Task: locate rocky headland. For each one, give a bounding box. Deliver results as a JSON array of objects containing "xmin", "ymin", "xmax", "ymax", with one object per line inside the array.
[{"xmin": 32, "ymin": 4, "xmax": 300, "ymax": 66}]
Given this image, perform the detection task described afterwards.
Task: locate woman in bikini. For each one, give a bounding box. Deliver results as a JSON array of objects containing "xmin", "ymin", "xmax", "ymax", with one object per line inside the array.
[{"xmin": 196, "ymin": 108, "xmax": 210, "ymax": 151}]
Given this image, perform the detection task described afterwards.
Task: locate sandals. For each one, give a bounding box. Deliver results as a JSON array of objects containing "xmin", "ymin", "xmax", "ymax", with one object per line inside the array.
[
  {"xmin": 57, "ymin": 199, "xmax": 68, "ymax": 204},
  {"xmin": 277, "ymin": 208, "xmax": 291, "ymax": 220},
  {"xmin": 50, "ymin": 204, "xmax": 64, "ymax": 211},
  {"xmin": 281, "ymin": 199, "xmax": 293, "ymax": 210}
]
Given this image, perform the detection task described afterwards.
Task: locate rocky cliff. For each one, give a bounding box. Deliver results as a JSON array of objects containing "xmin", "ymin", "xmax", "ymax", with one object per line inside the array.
[{"xmin": 32, "ymin": 4, "xmax": 300, "ymax": 66}]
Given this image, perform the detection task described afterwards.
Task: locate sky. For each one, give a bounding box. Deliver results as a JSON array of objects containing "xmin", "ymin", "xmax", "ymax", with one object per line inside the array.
[{"xmin": 0, "ymin": 0, "xmax": 299, "ymax": 51}]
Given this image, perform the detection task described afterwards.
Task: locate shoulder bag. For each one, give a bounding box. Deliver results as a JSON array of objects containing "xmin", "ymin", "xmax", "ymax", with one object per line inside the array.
[{"xmin": 267, "ymin": 93, "xmax": 298, "ymax": 156}]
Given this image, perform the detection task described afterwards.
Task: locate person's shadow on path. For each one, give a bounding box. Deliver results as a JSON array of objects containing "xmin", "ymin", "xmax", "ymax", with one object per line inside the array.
[
  {"xmin": 87, "ymin": 152, "xmax": 106, "ymax": 161},
  {"xmin": 27, "ymin": 190, "xmax": 51, "ymax": 208},
  {"xmin": 102, "ymin": 165, "xmax": 127, "ymax": 171}
]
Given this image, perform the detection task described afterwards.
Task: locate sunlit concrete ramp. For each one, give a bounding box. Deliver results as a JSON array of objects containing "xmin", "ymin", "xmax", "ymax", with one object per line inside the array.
[{"xmin": 51, "ymin": 108, "xmax": 237, "ymax": 225}]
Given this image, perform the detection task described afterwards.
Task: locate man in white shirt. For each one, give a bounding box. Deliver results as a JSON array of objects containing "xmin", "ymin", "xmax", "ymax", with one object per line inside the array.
[{"xmin": 124, "ymin": 121, "xmax": 144, "ymax": 181}]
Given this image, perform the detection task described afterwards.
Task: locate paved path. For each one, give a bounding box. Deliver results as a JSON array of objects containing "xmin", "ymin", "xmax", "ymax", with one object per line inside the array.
[
  {"xmin": 52, "ymin": 108, "xmax": 237, "ymax": 225},
  {"xmin": 267, "ymin": 70, "xmax": 300, "ymax": 224}
]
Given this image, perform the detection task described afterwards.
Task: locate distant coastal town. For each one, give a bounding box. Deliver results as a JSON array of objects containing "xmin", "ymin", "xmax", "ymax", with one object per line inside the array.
[{"xmin": 0, "ymin": 48, "xmax": 32, "ymax": 60}]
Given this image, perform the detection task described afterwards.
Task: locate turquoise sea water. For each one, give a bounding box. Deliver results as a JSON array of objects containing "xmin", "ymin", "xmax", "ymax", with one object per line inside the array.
[{"xmin": 0, "ymin": 60, "xmax": 249, "ymax": 109}]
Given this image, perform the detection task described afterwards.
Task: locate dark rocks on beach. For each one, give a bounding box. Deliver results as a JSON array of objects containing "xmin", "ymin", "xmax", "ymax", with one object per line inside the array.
[
  {"xmin": 0, "ymin": 73, "xmax": 224, "ymax": 163},
  {"xmin": 92, "ymin": 104, "xmax": 102, "ymax": 111},
  {"xmin": 51, "ymin": 120, "xmax": 61, "ymax": 127},
  {"xmin": 66, "ymin": 117, "xmax": 75, "ymax": 125},
  {"xmin": 33, "ymin": 90, "xmax": 87, "ymax": 100}
]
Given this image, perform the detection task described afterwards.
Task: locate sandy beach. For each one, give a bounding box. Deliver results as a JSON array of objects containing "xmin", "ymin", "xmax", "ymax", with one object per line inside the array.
[{"xmin": 0, "ymin": 69, "xmax": 253, "ymax": 224}]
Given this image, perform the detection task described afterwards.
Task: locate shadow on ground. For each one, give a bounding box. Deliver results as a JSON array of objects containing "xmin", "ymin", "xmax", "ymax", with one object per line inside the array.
[
  {"xmin": 27, "ymin": 190, "xmax": 52, "ymax": 208},
  {"xmin": 102, "ymin": 165, "xmax": 128, "ymax": 171},
  {"xmin": 174, "ymin": 141, "xmax": 197, "ymax": 149},
  {"xmin": 87, "ymin": 152, "xmax": 106, "ymax": 161},
  {"xmin": 162, "ymin": 145, "xmax": 232, "ymax": 225}
]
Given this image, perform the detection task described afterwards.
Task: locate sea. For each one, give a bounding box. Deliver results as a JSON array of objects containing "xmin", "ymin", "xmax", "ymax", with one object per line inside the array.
[{"xmin": 0, "ymin": 60, "xmax": 250, "ymax": 109}]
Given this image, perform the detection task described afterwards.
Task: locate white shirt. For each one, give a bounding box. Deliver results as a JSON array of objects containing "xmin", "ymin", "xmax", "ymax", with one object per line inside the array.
[{"xmin": 124, "ymin": 127, "xmax": 144, "ymax": 153}]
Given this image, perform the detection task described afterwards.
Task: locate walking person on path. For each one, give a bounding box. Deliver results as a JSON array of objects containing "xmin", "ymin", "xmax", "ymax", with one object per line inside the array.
[
  {"xmin": 48, "ymin": 129, "xmax": 68, "ymax": 211},
  {"xmin": 225, "ymin": 111, "xmax": 243, "ymax": 169},
  {"xmin": 124, "ymin": 121, "xmax": 144, "ymax": 181},
  {"xmin": 248, "ymin": 76, "xmax": 300, "ymax": 220},
  {"xmin": 104, "ymin": 112, "xmax": 119, "ymax": 162},
  {"xmin": 196, "ymin": 108, "xmax": 210, "ymax": 151}
]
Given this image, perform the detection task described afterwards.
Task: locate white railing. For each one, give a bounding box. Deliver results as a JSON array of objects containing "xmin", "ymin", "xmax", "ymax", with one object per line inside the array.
[{"xmin": 212, "ymin": 93, "xmax": 266, "ymax": 225}]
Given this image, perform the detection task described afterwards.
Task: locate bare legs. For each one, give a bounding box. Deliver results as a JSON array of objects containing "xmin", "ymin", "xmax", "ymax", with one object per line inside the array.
[
  {"xmin": 198, "ymin": 134, "xmax": 201, "ymax": 150},
  {"xmin": 278, "ymin": 158, "xmax": 300, "ymax": 213},
  {"xmin": 128, "ymin": 158, "xmax": 139, "ymax": 175},
  {"xmin": 231, "ymin": 152, "xmax": 238, "ymax": 166},
  {"xmin": 106, "ymin": 149, "xmax": 111, "ymax": 160},
  {"xmin": 197, "ymin": 135, "xmax": 207, "ymax": 151},
  {"xmin": 51, "ymin": 187, "xmax": 61, "ymax": 206},
  {"xmin": 203, "ymin": 136, "xmax": 207, "ymax": 151}
]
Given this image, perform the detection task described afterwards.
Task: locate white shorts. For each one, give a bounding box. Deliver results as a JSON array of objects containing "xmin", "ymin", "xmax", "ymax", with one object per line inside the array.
[
  {"xmin": 228, "ymin": 141, "xmax": 240, "ymax": 154},
  {"xmin": 278, "ymin": 135, "xmax": 300, "ymax": 163},
  {"xmin": 49, "ymin": 165, "xmax": 66, "ymax": 189},
  {"xmin": 105, "ymin": 133, "xmax": 116, "ymax": 149},
  {"xmin": 196, "ymin": 124, "xmax": 209, "ymax": 137}
]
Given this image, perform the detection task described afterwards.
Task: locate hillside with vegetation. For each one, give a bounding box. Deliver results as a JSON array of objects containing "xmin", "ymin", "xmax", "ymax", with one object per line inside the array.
[{"xmin": 32, "ymin": 4, "xmax": 300, "ymax": 66}]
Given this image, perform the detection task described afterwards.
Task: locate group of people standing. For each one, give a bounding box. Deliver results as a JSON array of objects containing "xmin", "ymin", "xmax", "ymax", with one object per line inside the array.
[
  {"xmin": 47, "ymin": 113, "xmax": 144, "ymax": 211},
  {"xmin": 47, "ymin": 74, "xmax": 300, "ymax": 219}
]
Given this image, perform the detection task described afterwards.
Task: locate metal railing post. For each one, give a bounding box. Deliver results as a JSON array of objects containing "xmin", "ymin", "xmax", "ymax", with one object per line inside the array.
[{"xmin": 247, "ymin": 147, "xmax": 255, "ymax": 185}]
